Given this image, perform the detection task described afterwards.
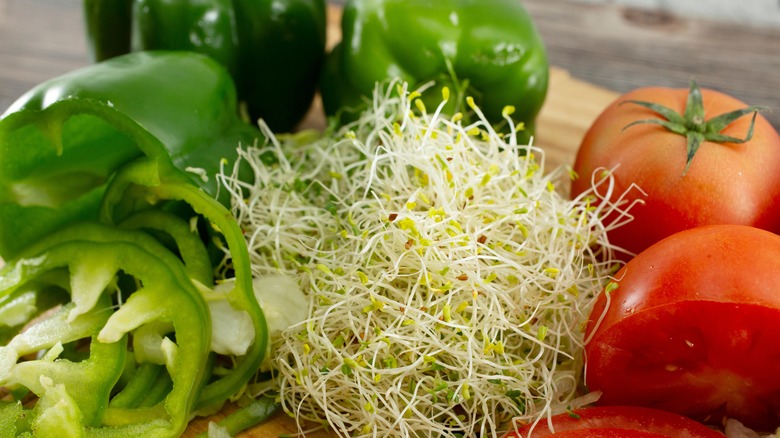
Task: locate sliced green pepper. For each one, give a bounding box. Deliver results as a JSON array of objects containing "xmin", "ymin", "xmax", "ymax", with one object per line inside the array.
[
  {"xmin": 0, "ymin": 401, "xmax": 27, "ymax": 437},
  {"xmin": 196, "ymin": 395, "xmax": 279, "ymax": 438},
  {"xmin": 0, "ymin": 223, "xmax": 212, "ymax": 436},
  {"xmin": 118, "ymin": 209, "xmax": 215, "ymax": 286},
  {"xmin": 109, "ymin": 362, "xmax": 166, "ymax": 410},
  {"xmin": 0, "ymin": 50, "xmax": 272, "ymax": 435},
  {"xmin": 83, "ymin": 0, "xmax": 327, "ymax": 132},
  {"xmin": 0, "ymin": 50, "xmax": 257, "ymax": 259},
  {"xmin": 98, "ymin": 157, "xmax": 267, "ymax": 412},
  {"xmin": 0, "ymin": 294, "xmax": 126, "ymax": 430},
  {"xmin": 320, "ymin": 0, "xmax": 549, "ymax": 140}
]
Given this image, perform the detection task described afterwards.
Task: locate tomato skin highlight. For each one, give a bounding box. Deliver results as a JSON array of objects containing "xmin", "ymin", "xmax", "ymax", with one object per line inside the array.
[
  {"xmin": 584, "ymin": 225, "xmax": 780, "ymax": 432},
  {"xmin": 505, "ymin": 405, "xmax": 724, "ymax": 437},
  {"xmin": 571, "ymin": 86, "xmax": 780, "ymax": 258}
]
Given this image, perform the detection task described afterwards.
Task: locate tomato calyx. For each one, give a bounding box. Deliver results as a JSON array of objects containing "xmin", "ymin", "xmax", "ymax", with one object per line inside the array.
[{"xmin": 620, "ymin": 80, "xmax": 766, "ymax": 175}]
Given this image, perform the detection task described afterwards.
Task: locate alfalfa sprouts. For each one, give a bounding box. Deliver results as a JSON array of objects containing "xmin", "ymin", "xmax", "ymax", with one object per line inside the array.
[{"xmin": 218, "ymin": 80, "xmax": 631, "ymax": 437}]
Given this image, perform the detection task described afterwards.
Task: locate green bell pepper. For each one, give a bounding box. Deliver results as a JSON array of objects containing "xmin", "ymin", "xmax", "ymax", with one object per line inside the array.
[
  {"xmin": 0, "ymin": 50, "xmax": 256, "ymax": 260},
  {"xmin": 0, "ymin": 401, "xmax": 27, "ymax": 437},
  {"xmin": 320, "ymin": 0, "xmax": 549, "ymax": 139},
  {"xmin": 0, "ymin": 223, "xmax": 211, "ymax": 436},
  {"xmin": 83, "ymin": 0, "xmax": 327, "ymax": 133},
  {"xmin": 97, "ymin": 156, "xmax": 268, "ymax": 413},
  {"xmin": 82, "ymin": 0, "xmax": 133, "ymax": 61},
  {"xmin": 0, "ymin": 51, "xmax": 274, "ymax": 435},
  {"xmin": 0, "ymin": 293, "xmax": 126, "ymax": 431}
]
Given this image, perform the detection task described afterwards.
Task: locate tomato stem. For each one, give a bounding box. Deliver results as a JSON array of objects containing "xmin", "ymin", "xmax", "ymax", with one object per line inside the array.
[{"xmin": 620, "ymin": 80, "xmax": 767, "ymax": 175}]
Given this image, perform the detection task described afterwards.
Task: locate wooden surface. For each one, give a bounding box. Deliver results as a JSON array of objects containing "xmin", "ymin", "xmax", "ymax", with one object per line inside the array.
[
  {"xmin": 523, "ymin": 0, "xmax": 780, "ymax": 130},
  {"xmin": 0, "ymin": 0, "xmax": 777, "ymax": 436}
]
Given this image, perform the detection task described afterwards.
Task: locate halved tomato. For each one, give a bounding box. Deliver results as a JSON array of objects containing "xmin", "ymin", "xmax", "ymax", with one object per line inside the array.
[
  {"xmin": 584, "ymin": 224, "xmax": 780, "ymax": 432},
  {"xmin": 504, "ymin": 405, "xmax": 723, "ymax": 437}
]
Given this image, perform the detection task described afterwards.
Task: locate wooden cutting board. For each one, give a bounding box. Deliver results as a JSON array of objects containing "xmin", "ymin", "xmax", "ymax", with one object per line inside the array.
[{"xmin": 183, "ymin": 4, "xmax": 619, "ymax": 437}]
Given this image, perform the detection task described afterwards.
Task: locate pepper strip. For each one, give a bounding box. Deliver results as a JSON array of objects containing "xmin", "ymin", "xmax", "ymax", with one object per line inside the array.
[
  {"xmin": 118, "ymin": 209, "xmax": 214, "ymax": 287},
  {"xmin": 0, "ymin": 223, "xmax": 212, "ymax": 437},
  {"xmin": 0, "ymin": 294, "xmax": 126, "ymax": 429},
  {"xmin": 197, "ymin": 395, "xmax": 279, "ymax": 437},
  {"xmin": 99, "ymin": 157, "xmax": 268, "ymax": 412}
]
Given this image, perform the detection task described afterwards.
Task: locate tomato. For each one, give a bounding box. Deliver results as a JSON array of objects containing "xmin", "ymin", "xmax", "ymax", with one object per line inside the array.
[
  {"xmin": 570, "ymin": 81, "xmax": 780, "ymax": 259},
  {"xmin": 504, "ymin": 405, "xmax": 723, "ymax": 437},
  {"xmin": 583, "ymin": 224, "xmax": 780, "ymax": 432}
]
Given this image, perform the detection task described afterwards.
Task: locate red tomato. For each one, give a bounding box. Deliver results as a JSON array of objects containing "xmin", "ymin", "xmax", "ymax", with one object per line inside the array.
[
  {"xmin": 584, "ymin": 225, "xmax": 780, "ymax": 432},
  {"xmin": 504, "ymin": 405, "xmax": 723, "ymax": 437},
  {"xmin": 570, "ymin": 82, "xmax": 780, "ymax": 259}
]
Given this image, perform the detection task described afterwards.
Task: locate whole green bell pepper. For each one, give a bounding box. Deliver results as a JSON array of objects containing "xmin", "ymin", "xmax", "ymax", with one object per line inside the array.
[
  {"xmin": 83, "ymin": 0, "xmax": 327, "ymax": 133},
  {"xmin": 320, "ymin": 0, "xmax": 549, "ymax": 139}
]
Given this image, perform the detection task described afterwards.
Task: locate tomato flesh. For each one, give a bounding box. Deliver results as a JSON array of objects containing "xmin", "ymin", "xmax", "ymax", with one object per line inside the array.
[
  {"xmin": 505, "ymin": 405, "xmax": 723, "ymax": 437},
  {"xmin": 587, "ymin": 301, "xmax": 780, "ymax": 429},
  {"xmin": 584, "ymin": 225, "xmax": 780, "ymax": 432}
]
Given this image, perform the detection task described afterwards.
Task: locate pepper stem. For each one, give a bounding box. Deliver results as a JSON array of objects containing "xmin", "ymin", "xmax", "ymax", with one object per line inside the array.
[{"xmin": 621, "ymin": 80, "xmax": 767, "ymax": 175}]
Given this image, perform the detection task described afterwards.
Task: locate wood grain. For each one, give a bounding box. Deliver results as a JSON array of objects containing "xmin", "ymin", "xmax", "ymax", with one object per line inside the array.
[{"xmin": 524, "ymin": 0, "xmax": 780, "ymax": 129}]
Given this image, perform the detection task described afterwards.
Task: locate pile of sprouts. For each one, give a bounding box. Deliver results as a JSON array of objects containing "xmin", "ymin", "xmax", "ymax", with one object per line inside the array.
[{"xmin": 219, "ymin": 81, "xmax": 628, "ymax": 437}]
